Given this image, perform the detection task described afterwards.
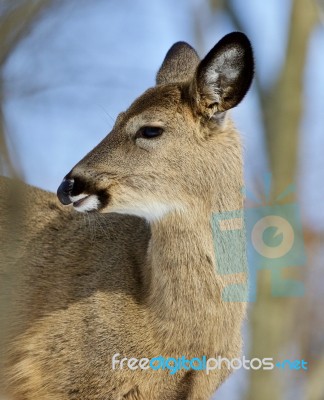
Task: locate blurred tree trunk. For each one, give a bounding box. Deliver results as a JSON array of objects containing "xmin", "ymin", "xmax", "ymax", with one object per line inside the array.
[
  {"xmin": 302, "ymin": 230, "xmax": 324, "ymax": 399},
  {"xmin": 0, "ymin": 0, "xmax": 53, "ymax": 175},
  {"xmin": 265, "ymin": 0, "xmax": 317, "ymax": 190},
  {"xmin": 247, "ymin": 1, "xmax": 316, "ymax": 399}
]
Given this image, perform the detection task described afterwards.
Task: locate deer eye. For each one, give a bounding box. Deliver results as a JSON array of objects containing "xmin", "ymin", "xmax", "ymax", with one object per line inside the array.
[{"xmin": 136, "ymin": 126, "xmax": 164, "ymax": 139}]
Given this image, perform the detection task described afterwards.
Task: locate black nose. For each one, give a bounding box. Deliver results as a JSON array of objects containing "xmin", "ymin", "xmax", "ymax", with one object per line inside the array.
[{"xmin": 57, "ymin": 179, "xmax": 74, "ymax": 205}]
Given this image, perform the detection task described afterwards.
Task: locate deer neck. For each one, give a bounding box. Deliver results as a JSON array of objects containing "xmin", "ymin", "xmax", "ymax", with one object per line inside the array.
[{"xmin": 145, "ymin": 207, "xmax": 226, "ymax": 355}]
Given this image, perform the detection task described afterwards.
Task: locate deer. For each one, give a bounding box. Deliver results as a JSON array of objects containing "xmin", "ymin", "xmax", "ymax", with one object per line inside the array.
[{"xmin": 0, "ymin": 32, "xmax": 254, "ymax": 399}]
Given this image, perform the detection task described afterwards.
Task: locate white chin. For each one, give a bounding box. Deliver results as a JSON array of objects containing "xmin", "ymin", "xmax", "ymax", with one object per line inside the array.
[
  {"xmin": 72, "ymin": 194, "xmax": 100, "ymax": 212},
  {"xmin": 111, "ymin": 202, "xmax": 175, "ymax": 222}
]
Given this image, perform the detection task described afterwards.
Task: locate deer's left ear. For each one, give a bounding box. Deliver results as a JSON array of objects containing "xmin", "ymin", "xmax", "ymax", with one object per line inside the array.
[{"xmin": 191, "ymin": 32, "xmax": 254, "ymax": 119}]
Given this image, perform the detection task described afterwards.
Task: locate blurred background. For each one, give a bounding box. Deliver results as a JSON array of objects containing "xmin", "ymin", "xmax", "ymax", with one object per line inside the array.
[{"xmin": 0, "ymin": 0, "xmax": 323, "ymax": 399}]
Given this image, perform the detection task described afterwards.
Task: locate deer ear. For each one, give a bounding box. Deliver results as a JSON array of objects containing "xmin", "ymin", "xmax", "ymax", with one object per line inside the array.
[
  {"xmin": 156, "ymin": 42, "xmax": 200, "ymax": 85},
  {"xmin": 191, "ymin": 32, "xmax": 254, "ymax": 118}
]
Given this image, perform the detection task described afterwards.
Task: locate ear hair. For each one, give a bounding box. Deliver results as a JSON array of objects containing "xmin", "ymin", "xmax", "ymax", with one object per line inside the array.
[
  {"xmin": 156, "ymin": 42, "xmax": 200, "ymax": 85},
  {"xmin": 190, "ymin": 32, "xmax": 254, "ymax": 118}
]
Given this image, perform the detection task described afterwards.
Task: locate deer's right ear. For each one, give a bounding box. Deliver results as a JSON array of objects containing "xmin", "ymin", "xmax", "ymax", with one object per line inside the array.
[
  {"xmin": 156, "ymin": 42, "xmax": 200, "ymax": 85},
  {"xmin": 190, "ymin": 32, "xmax": 254, "ymax": 119}
]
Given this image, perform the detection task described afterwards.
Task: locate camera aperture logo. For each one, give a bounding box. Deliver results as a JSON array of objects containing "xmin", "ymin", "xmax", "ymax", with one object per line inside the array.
[{"xmin": 211, "ymin": 175, "xmax": 306, "ymax": 301}]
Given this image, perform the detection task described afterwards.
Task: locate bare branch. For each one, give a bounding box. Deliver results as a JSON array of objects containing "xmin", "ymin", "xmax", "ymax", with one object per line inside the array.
[
  {"xmin": 0, "ymin": 0, "xmax": 54, "ymax": 175},
  {"xmin": 315, "ymin": 0, "xmax": 324, "ymax": 23}
]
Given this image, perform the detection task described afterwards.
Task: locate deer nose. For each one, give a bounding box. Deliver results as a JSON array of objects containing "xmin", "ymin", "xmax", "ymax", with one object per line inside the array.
[{"xmin": 57, "ymin": 179, "xmax": 74, "ymax": 205}]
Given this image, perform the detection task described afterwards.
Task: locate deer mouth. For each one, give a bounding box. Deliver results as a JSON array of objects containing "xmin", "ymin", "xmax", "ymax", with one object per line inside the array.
[
  {"xmin": 71, "ymin": 193, "xmax": 100, "ymax": 212},
  {"xmin": 73, "ymin": 195, "xmax": 90, "ymax": 207},
  {"xmin": 57, "ymin": 176, "xmax": 110, "ymax": 212}
]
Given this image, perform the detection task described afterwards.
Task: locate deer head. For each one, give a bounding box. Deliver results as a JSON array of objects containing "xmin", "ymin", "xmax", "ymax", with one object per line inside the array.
[{"xmin": 57, "ymin": 32, "xmax": 254, "ymax": 220}]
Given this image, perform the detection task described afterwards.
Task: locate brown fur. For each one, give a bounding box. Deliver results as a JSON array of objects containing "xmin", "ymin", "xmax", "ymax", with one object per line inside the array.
[{"xmin": 0, "ymin": 33, "xmax": 254, "ymax": 399}]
